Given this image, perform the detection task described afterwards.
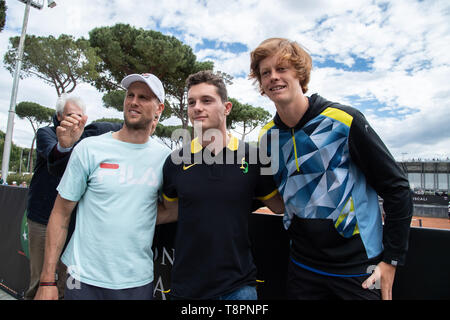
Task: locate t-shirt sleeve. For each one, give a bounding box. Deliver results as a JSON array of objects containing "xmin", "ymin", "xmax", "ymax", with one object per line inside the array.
[
  {"xmin": 56, "ymin": 141, "xmax": 90, "ymax": 202},
  {"xmin": 162, "ymin": 153, "xmax": 178, "ymax": 202}
]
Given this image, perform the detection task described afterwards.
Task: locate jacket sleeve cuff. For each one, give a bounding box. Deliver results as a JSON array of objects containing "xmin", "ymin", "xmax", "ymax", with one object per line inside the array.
[
  {"xmin": 381, "ymin": 251, "xmax": 407, "ymax": 267},
  {"xmin": 56, "ymin": 142, "xmax": 73, "ymax": 153}
]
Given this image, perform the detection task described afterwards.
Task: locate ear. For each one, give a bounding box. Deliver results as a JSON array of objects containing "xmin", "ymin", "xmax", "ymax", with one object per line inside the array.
[
  {"xmin": 156, "ymin": 102, "xmax": 165, "ymax": 116},
  {"xmin": 56, "ymin": 113, "xmax": 62, "ymax": 122},
  {"xmin": 224, "ymin": 101, "xmax": 232, "ymax": 116}
]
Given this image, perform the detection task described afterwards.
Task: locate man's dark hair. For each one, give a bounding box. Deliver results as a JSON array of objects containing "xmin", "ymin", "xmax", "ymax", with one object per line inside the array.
[{"xmin": 186, "ymin": 70, "xmax": 228, "ymax": 102}]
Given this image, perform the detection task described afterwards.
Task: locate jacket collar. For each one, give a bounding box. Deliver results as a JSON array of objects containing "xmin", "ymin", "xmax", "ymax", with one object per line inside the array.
[
  {"xmin": 52, "ymin": 114, "xmax": 60, "ymax": 127},
  {"xmin": 273, "ymin": 93, "xmax": 334, "ymax": 130}
]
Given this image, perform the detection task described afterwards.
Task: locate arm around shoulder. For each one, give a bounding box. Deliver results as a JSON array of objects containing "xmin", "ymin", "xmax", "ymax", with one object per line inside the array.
[
  {"xmin": 259, "ymin": 189, "xmax": 285, "ymax": 214},
  {"xmin": 156, "ymin": 196, "xmax": 179, "ymax": 224}
]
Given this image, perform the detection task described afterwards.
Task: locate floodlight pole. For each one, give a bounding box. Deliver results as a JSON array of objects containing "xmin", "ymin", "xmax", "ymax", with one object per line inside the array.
[{"xmin": 1, "ymin": 0, "xmax": 34, "ymax": 179}]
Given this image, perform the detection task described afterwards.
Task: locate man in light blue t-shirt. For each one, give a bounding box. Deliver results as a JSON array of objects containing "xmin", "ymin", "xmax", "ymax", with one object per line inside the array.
[{"xmin": 35, "ymin": 73, "xmax": 171, "ymax": 300}]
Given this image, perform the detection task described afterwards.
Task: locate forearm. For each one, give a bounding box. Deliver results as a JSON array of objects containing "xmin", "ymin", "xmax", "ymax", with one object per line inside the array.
[
  {"xmin": 156, "ymin": 213, "xmax": 177, "ymax": 225},
  {"xmin": 261, "ymin": 191, "xmax": 285, "ymax": 214},
  {"xmin": 40, "ymin": 197, "xmax": 74, "ymax": 281},
  {"xmin": 156, "ymin": 199, "xmax": 178, "ymax": 224}
]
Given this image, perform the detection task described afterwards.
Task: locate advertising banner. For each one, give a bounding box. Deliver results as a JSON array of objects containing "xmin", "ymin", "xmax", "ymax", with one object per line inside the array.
[{"xmin": 0, "ymin": 186, "xmax": 30, "ymax": 298}]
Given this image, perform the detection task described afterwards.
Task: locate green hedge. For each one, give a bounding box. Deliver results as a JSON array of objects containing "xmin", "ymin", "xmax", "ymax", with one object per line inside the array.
[{"xmin": 6, "ymin": 173, "xmax": 33, "ymax": 186}]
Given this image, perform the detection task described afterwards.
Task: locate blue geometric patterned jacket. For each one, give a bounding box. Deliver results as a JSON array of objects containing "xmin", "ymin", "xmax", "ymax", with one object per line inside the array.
[{"xmin": 259, "ymin": 94, "xmax": 412, "ymax": 276}]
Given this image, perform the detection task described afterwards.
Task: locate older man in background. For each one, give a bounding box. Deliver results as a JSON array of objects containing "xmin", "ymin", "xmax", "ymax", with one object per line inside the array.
[{"xmin": 24, "ymin": 94, "xmax": 87, "ymax": 299}]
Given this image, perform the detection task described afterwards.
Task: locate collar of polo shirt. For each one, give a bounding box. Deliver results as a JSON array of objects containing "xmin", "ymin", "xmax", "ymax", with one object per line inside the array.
[{"xmin": 190, "ymin": 134, "xmax": 239, "ymax": 154}]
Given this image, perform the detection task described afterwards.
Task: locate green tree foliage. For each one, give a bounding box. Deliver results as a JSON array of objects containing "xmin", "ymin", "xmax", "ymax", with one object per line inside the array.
[
  {"xmin": 92, "ymin": 118, "xmax": 124, "ymax": 124},
  {"xmin": 16, "ymin": 101, "xmax": 55, "ymax": 130},
  {"xmin": 227, "ymin": 98, "xmax": 271, "ymax": 141},
  {"xmin": 4, "ymin": 34, "xmax": 101, "ymax": 96},
  {"xmin": 16, "ymin": 101, "xmax": 54, "ymax": 171},
  {"xmin": 89, "ymin": 24, "xmax": 213, "ymax": 128},
  {"xmin": 0, "ymin": 0, "xmax": 6, "ymax": 33},
  {"xmin": 102, "ymin": 90, "xmax": 126, "ymax": 111},
  {"xmin": 154, "ymin": 124, "xmax": 194, "ymax": 149}
]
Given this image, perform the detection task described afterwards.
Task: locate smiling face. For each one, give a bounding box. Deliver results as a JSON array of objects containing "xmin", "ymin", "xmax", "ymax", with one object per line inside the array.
[
  {"xmin": 123, "ymin": 81, "xmax": 163, "ymax": 131},
  {"xmin": 187, "ymin": 82, "xmax": 232, "ymax": 133},
  {"xmin": 258, "ymin": 53, "xmax": 305, "ymax": 108}
]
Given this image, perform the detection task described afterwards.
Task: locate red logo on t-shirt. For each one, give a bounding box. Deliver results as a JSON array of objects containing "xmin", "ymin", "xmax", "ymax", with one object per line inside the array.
[{"xmin": 100, "ymin": 163, "xmax": 119, "ymax": 169}]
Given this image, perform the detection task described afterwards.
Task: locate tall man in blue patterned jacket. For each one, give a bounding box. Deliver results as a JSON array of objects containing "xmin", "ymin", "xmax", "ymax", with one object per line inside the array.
[{"xmin": 250, "ymin": 38, "xmax": 413, "ymax": 300}]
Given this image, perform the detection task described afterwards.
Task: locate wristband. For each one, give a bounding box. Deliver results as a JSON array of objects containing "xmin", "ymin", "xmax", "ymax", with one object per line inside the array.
[
  {"xmin": 39, "ymin": 281, "xmax": 57, "ymax": 287},
  {"xmin": 56, "ymin": 142, "xmax": 73, "ymax": 153}
]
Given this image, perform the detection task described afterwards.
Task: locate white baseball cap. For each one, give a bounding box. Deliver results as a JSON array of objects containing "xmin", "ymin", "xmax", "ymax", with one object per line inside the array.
[{"xmin": 121, "ymin": 73, "xmax": 165, "ymax": 103}]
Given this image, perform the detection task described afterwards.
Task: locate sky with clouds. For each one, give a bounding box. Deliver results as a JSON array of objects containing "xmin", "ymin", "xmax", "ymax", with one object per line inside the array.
[{"xmin": 0, "ymin": 0, "xmax": 449, "ymax": 160}]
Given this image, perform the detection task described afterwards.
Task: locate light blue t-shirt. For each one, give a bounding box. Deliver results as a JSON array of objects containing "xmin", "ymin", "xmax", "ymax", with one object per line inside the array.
[{"xmin": 58, "ymin": 132, "xmax": 171, "ymax": 289}]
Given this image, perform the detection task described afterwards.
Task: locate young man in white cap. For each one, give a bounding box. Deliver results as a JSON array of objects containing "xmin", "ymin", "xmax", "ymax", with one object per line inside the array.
[{"xmin": 35, "ymin": 73, "xmax": 171, "ymax": 300}]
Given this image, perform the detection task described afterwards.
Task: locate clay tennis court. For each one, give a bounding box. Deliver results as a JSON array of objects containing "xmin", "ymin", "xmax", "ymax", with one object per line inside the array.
[
  {"xmin": 254, "ymin": 208, "xmax": 450, "ymax": 230},
  {"xmin": 409, "ymin": 216, "xmax": 450, "ymax": 230}
]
